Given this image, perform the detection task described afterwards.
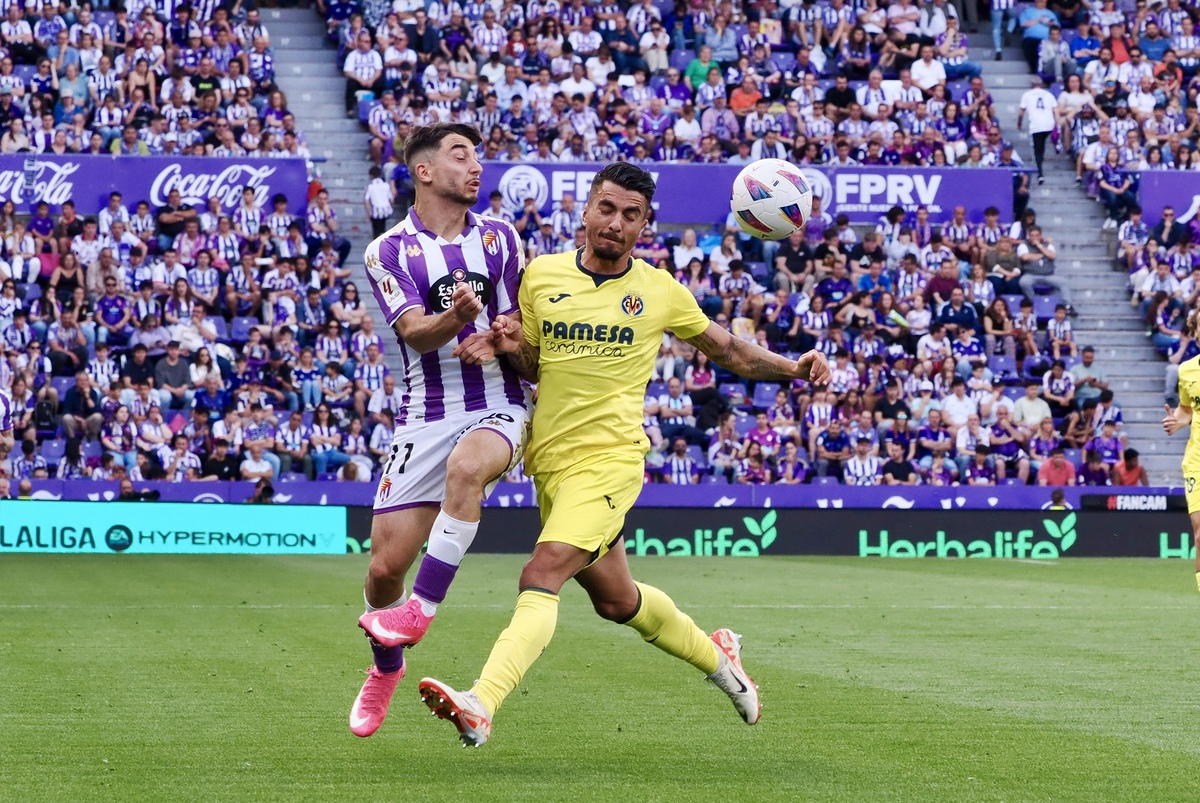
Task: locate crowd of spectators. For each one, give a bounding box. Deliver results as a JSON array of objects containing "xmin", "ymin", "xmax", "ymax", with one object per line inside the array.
[
  {"xmin": 0, "ymin": 178, "xmax": 411, "ymax": 486},
  {"xmin": 1044, "ymin": 0, "xmax": 1200, "ymax": 229},
  {"xmin": 337, "ymin": 0, "xmax": 1039, "ymax": 173},
  {"xmin": 0, "ymin": 1, "xmax": 315, "ymax": 167}
]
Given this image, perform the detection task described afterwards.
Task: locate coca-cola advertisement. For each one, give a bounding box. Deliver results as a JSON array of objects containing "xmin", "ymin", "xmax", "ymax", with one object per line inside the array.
[{"xmin": 0, "ymin": 155, "xmax": 310, "ymax": 214}]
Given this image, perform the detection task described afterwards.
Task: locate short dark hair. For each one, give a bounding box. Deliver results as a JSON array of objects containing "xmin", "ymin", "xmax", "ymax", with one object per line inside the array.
[
  {"xmin": 403, "ymin": 121, "xmax": 483, "ymax": 171},
  {"xmin": 589, "ymin": 162, "xmax": 656, "ymax": 208}
]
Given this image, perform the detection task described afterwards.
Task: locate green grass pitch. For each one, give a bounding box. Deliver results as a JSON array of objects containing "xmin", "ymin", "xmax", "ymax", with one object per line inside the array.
[{"xmin": 3, "ymin": 555, "xmax": 1200, "ymax": 802}]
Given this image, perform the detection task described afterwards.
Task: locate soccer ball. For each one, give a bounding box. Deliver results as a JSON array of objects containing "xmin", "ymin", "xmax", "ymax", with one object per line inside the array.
[{"xmin": 730, "ymin": 158, "xmax": 814, "ymax": 241}]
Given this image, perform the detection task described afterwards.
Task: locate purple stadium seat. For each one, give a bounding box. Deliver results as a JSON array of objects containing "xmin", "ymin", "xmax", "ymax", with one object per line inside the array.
[
  {"xmin": 1001, "ymin": 477, "xmax": 1023, "ymax": 486},
  {"xmin": 648, "ymin": 74, "xmax": 668, "ymax": 92},
  {"xmin": 41, "ymin": 439, "xmax": 66, "ymax": 463},
  {"xmin": 646, "ymin": 381, "xmax": 668, "ymax": 399},
  {"xmin": 357, "ymin": 98, "xmax": 379, "ymax": 123},
  {"xmin": 1063, "ymin": 448, "xmax": 1082, "ymax": 466},
  {"xmin": 279, "ymin": 472, "xmax": 305, "ymax": 481},
  {"xmin": 751, "ymin": 382, "xmax": 781, "ymax": 408},
  {"xmin": 686, "ymin": 445, "xmax": 707, "ymax": 467},
  {"xmin": 1061, "ymin": 355, "xmax": 1082, "ymax": 371},
  {"xmin": 23, "ymin": 283, "xmax": 41, "ymax": 303},
  {"xmin": 719, "ymin": 382, "xmax": 747, "ymax": 403},
  {"xmin": 774, "ymin": 52, "xmax": 797, "ymax": 73},
  {"xmin": 301, "ymin": 411, "xmax": 314, "ymax": 427},
  {"xmin": 669, "ymin": 49, "xmax": 695, "ymax": 71},
  {"xmin": 1032, "ymin": 295, "xmax": 1062, "ymax": 322},
  {"xmin": 1002, "ymin": 385, "xmax": 1026, "ymax": 402},
  {"xmin": 703, "ymin": 473, "xmax": 727, "ymax": 484},
  {"xmin": 745, "ymin": 261, "xmax": 768, "ymax": 280},
  {"xmin": 989, "ymin": 354, "xmax": 1019, "ymax": 384},
  {"xmin": 206, "ymin": 316, "xmax": 228, "ymax": 341},
  {"xmin": 733, "ymin": 413, "xmax": 754, "ymax": 437},
  {"xmin": 81, "ymin": 441, "xmax": 102, "ymax": 459},
  {"xmin": 231, "ymin": 316, "xmax": 260, "ymax": 343},
  {"xmin": 317, "ymin": 472, "xmax": 338, "ymax": 481},
  {"xmin": 812, "ymin": 476, "xmax": 840, "ymax": 486},
  {"xmin": 50, "ymin": 376, "xmax": 74, "ymax": 400},
  {"xmin": 1001, "ymin": 294, "xmax": 1025, "ymax": 315}
]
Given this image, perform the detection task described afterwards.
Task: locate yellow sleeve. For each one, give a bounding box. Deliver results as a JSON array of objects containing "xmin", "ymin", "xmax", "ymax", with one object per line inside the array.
[
  {"xmin": 519, "ymin": 259, "xmax": 539, "ymax": 348},
  {"xmin": 1179, "ymin": 367, "xmax": 1191, "ymax": 411},
  {"xmin": 665, "ymin": 272, "xmax": 712, "ymax": 340}
]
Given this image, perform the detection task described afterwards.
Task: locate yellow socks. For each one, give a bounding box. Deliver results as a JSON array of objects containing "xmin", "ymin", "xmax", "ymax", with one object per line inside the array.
[
  {"xmin": 623, "ymin": 582, "xmax": 720, "ymax": 675},
  {"xmin": 473, "ymin": 589, "xmax": 559, "ymax": 716},
  {"xmin": 1195, "ymin": 572, "xmax": 1199, "ymax": 593}
]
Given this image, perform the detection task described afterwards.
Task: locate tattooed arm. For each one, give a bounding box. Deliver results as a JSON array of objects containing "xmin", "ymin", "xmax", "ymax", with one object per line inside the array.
[
  {"xmin": 684, "ymin": 322, "xmax": 832, "ymax": 384},
  {"xmin": 483, "ymin": 313, "xmax": 540, "ymax": 383}
]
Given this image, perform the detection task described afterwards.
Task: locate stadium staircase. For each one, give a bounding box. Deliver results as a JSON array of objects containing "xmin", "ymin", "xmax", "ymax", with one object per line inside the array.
[
  {"xmin": 968, "ymin": 32, "xmax": 1180, "ymax": 483},
  {"xmin": 268, "ymin": 8, "xmax": 393, "ymax": 371}
]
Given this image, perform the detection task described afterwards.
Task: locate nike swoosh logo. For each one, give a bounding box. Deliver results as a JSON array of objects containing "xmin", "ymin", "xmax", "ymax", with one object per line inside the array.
[
  {"xmin": 548, "ymin": 293, "xmax": 571, "ymax": 303},
  {"xmin": 443, "ymin": 529, "xmax": 454, "ymax": 534},
  {"xmin": 731, "ymin": 675, "xmax": 748, "ymax": 694},
  {"xmin": 350, "ymin": 711, "xmax": 371, "ymax": 729}
]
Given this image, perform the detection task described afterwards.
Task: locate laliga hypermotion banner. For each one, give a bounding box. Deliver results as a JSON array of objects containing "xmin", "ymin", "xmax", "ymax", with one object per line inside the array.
[
  {"xmin": 478, "ymin": 164, "xmax": 1015, "ymax": 225},
  {"xmin": 0, "ymin": 500, "xmax": 346, "ymax": 554},
  {"xmin": 0, "ymin": 155, "xmax": 310, "ymax": 215}
]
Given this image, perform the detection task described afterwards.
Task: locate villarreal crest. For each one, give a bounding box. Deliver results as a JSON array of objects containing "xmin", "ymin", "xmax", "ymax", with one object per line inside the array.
[{"xmin": 621, "ymin": 293, "xmax": 644, "ymax": 316}]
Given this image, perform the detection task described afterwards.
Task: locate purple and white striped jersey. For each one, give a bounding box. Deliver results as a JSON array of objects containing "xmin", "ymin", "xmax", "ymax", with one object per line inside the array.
[
  {"xmin": 1, "ymin": 390, "xmax": 13, "ymax": 435},
  {"xmin": 364, "ymin": 209, "xmax": 527, "ymax": 425}
]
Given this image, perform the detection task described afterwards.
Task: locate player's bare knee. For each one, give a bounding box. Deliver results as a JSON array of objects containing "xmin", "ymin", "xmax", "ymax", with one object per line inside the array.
[{"xmin": 445, "ymin": 450, "xmax": 492, "ymax": 493}]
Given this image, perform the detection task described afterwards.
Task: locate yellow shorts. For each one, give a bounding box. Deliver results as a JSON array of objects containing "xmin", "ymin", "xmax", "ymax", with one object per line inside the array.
[
  {"xmin": 1186, "ymin": 474, "xmax": 1200, "ymax": 514},
  {"xmin": 534, "ymin": 453, "xmax": 644, "ymax": 564}
]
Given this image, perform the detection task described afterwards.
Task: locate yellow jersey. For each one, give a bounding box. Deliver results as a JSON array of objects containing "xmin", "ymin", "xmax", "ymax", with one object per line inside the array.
[
  {"xmin": 519, "ymin": 249, "xmax": 711, "ymax": 475},
  {"xmin": 1178, "ymin": 355, "xmax": 1200, "ymax": 476}
]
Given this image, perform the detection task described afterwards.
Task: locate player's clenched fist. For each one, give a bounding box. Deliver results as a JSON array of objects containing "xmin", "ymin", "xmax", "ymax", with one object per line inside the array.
[
  {"xmin": 795, "ymin": 350, "xmax": 831, "ymax": 386},
  {"xmin": 449, "ymin": 281, "xmax": 484, "ymax": 323},
  {"xmin": 489, "ymin": 314, "xmax": 525, "ymax": 354}
]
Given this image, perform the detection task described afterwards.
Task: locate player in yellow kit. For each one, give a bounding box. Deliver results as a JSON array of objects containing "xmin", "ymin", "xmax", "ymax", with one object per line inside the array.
[
  {"xmin": 419, "ymin": 163, "xmax": 832, "ymax": 747},
  {"xmin": 1163, "ymin": 310, "xmax": 1200, "ymax": 591}
]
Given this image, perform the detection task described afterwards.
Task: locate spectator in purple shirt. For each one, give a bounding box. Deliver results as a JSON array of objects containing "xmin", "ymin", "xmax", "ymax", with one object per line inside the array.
[
  {"xmin": 745, "ymin": 411, "xmax": 782, "ymax": 458},
  {"xmin": 1077, "ymin": 451, "xmax": 1111, "ymax": 486},
  {"xmin": 94, "ymin": 278, "xmax": 134, "ymax": 346},
  {"xmin": 963, "ymin": 444, "xmax": 996, "ymax": 485},
  {"xmin": 1085, "ymin": 420, "xmax": 1123, "ymax": 472}
]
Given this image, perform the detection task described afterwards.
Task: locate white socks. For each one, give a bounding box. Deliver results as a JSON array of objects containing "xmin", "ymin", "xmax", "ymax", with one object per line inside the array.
[
  {"xmin": 425, "ymin": 510, "xmax": 479, "ymax": 567},
  {"xmin": 364, "ymin": 589, "xmax": 406, "ymax": 614}
]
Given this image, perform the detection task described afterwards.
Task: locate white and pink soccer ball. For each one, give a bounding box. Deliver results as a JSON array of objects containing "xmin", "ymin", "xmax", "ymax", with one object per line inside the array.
[{"xmin": 730, "ymin": 158, "xmax": 814, "ymax": 241}]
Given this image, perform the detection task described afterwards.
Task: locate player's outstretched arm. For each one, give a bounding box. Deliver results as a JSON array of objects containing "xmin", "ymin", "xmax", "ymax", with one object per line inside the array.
[
  {"xmin": 395, "ymin": 283, "xmax": 484, "ymax": 354},
  {"xmin": 1163, "ymin": 402, "xmax": 1193, "ymax": 436},
  {"xmin": 685, "ymin": 321, "xmax": 831, "ymax": 384}
]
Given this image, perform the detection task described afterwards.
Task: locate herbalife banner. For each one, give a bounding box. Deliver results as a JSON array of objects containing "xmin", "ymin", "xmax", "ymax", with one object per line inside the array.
[
  {"xmin": 478, "ymin": 164, "xmax": 1014, "ymax": 225},
  {"xmin": 0, "ymin": 155, "xmax": 310, "ymax": 215},
  {"xmin": 0, "ymin": 500, "xmax": 346, "ymax": 554},
  {"xmin": 448, "ymin": 507, "xmax": 1196, "ymax": 560}
]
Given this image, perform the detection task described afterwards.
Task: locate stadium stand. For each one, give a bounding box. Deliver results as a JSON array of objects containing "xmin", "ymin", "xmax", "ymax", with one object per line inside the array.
[{"xmin": 0, "ymin": 0, "xmax": 1174, "ymax": 490}]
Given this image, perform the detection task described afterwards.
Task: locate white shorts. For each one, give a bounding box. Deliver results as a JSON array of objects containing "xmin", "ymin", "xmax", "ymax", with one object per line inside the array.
[{"xmin": 373, "ymin": 405, "xmax": 530, "ymax": 514}]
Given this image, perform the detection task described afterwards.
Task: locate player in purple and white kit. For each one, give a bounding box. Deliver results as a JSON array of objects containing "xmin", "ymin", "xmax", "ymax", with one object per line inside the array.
[
  {"xmin": 0, "ymin": 389, "xmax": 13, "ymax": 452},
  {"xmin": 350, "ymin": 122, "xmax": 531, "ymax": 738}
]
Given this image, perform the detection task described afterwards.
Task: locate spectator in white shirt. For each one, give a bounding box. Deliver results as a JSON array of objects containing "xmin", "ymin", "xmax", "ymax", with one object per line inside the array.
[{"xmin": 909, "ymin": 44, "xmax": 948, "ymax": 91}]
